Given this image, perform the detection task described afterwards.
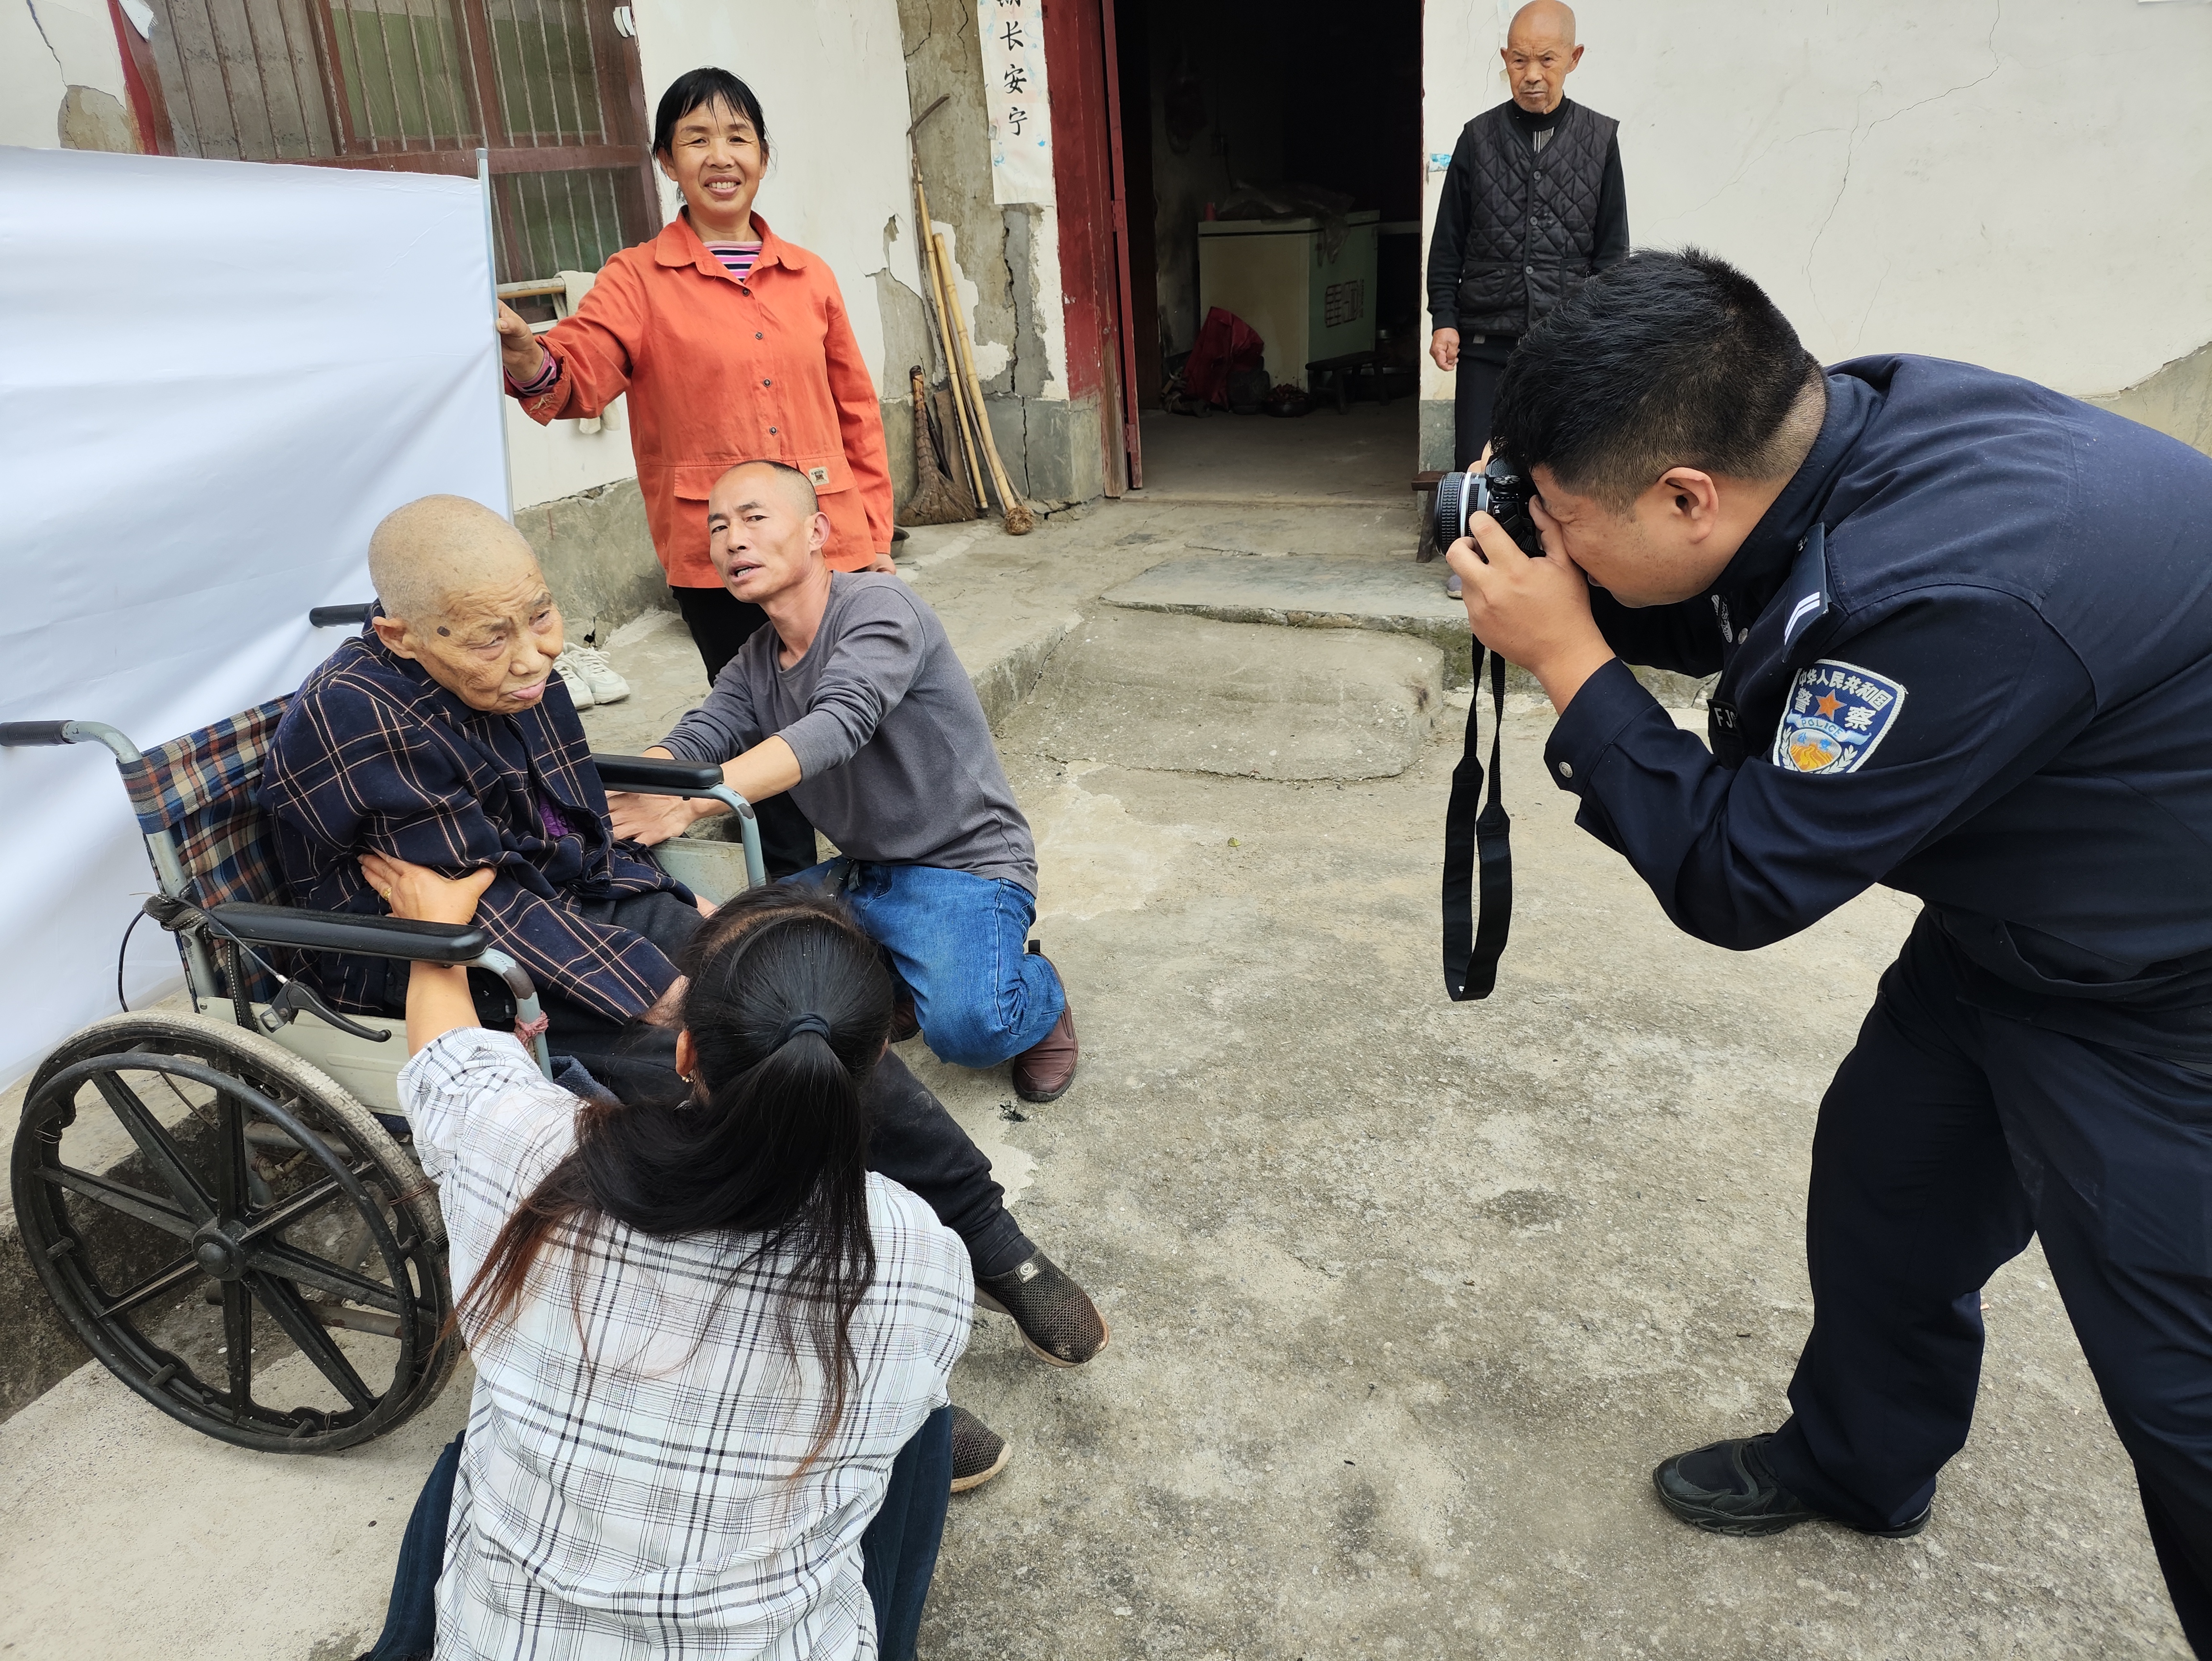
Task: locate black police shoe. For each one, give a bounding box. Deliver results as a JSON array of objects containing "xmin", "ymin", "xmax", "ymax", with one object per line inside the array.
[
  {"xmin": 950, "ymin": 1404, "xmax": 1010, "ymax": 1493},
  {"xmin": 975, "ymin": 1250, "xmax": 1109, "ymax": 1366},
  {"xmin": 1652, "ymin": 1434, "xmax": 1931, "ymax": 1539}
]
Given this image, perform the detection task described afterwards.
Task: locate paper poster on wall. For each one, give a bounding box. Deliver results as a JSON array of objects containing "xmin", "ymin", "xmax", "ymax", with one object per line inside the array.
[
  {"xmin": 976, "ymin": 0, "xmax": 1055, "ymax": 205},
  {"xmin": 0, "ymin": 145, "xmax": 506, "ymax": 1087}
]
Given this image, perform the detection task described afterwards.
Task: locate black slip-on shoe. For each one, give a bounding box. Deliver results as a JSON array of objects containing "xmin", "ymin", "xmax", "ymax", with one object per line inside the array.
[
  {"xmin": 1652, "ymin": 1434, "xmax": 1931, "ymax": 1539},
  {"xmin": 950, "ymin": 1404, "xmax": 1010, "ymax": 1493},
  {"xmin": 975, "ymin": 1250, "xmax": 1110, "ymax": 1367}
]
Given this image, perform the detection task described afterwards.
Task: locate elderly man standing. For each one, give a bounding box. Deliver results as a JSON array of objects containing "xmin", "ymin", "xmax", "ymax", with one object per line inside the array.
[
  {"xmin": 1427, "ymin": 0, "xmax": 1627, "ymax": 484},
  {"xmin": 262, "ymin": 496, "xmax": 1107, "ymax": 1416}
]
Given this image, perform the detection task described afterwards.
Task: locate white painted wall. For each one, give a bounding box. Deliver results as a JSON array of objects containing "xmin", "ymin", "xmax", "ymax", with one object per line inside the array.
[
  {"xmin": 5, "ymin": 0, "xmax": 129, "ymax": 147},
  {"xmin": 1422, "ymin": 0, "xmax": 2212, "ymax": 407}
]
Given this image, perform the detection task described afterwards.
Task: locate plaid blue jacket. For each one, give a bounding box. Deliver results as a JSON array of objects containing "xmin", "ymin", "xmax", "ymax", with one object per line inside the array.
[{"xmin": 262, "ymin": 629, "xmax": 689, "ymax": 1024}]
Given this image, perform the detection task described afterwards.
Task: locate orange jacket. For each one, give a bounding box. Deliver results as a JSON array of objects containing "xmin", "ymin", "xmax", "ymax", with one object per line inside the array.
[{"xmin": 517, "ymin": 212, "xmax": 892, "ymax": 584}]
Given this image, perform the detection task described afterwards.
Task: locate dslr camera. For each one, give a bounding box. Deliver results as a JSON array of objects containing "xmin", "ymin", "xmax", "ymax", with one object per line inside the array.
[{"xmin": 1433, "ymin": 454, "xmax": 1545, "ymax": 560}]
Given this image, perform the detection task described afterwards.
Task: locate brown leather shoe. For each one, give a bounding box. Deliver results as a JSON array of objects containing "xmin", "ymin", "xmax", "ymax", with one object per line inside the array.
[{"xmin": 1011, "ymin": 990, "xmax": 1078, "ymax": 1103}]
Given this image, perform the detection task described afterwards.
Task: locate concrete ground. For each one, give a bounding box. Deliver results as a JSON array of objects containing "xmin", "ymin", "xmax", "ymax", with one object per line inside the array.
[
  {"xmin": 0, "ymin": 495, "xmax": 2189, "ymax": 1659},
  {"xmin": 1136, "ymin": 398, "xmax": 1417, "ymax": 504}
]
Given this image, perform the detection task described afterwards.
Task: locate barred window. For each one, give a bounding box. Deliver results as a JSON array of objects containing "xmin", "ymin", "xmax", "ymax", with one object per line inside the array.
[{"xmin": 138, "ymin": 0, "xmax": 656, "ymax": 289}]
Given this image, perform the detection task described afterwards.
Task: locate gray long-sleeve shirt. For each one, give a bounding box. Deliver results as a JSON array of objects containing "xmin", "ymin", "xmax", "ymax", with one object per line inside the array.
[{"xmin": 659, "ymin": 572, "xmax": 1039, "ymax": 891}]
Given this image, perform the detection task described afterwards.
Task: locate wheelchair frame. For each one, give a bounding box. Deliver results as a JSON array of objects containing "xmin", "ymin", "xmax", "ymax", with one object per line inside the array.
[{"xmin": 2, "ymin": 605, "xmax": 762, "ymax": 1451}]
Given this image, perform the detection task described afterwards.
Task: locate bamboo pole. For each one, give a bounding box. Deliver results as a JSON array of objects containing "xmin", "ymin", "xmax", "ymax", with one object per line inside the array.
[
  {"xmin": 935, "ymin": 227, "xmax": 1034, "ymax": 535},
  {"xmin": 915, "ymin": 178, "xmax": 989, "ymax": 510}
]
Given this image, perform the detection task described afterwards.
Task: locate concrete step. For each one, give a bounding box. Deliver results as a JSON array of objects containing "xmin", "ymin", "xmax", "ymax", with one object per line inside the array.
[
  {"xmin": 997, "ymin": 609, "xmax": 1447, "ymax": 782},
  {"xmin": 1103, "ymin": 553, "xmax": 1490, "ymax": 687},
  {"xmin": 1104, "ymin": 553, "xmax": 1714, "ymax": 706}
]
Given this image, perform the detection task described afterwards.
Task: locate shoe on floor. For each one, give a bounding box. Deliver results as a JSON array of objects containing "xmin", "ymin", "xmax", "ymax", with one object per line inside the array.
[
  {"xmin": 1011, "ymin": 943, "xmax": 1077, "ymax": 1103},
  {"xmin": 976, "ymin": 1250, "xmax": 1109, "ymax": 1366},
  {"xmin": 1652, "ymin": 1434, "xmax": 1931, "ymax": 1539},
  {"xmin": 552, "ymin": 652, "xmax": 596, "ymax": 710},
  {"xmin": 1446, "ymin": 568, "xmax": 1463, "ymax": 599},
  {"xmin": 950, "ymin": 1404, "xmax": 1009, "ymax": 1493},
  {"xmin": 559, "ymin": 643, "xmax": 630, "ymax": 705}
]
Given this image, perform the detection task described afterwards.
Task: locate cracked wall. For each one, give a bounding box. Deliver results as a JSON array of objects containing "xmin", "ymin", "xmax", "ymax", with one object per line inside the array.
[
  {"xmin": 1419, "ymin": 0, "xmax": 2212, "ymax": 466},
  {"xmin": 897, "ymin": 0, "xmax": 1099, "ymax": 505},
  {"xmin": 7, "ymin": 0, "xmax": 137, "ymax": 150}
]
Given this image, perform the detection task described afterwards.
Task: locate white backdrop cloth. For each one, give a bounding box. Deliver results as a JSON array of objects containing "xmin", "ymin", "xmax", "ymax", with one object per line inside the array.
[{"xmin": 0, "ymin": 145, "xmax": 506, "ymax": 1087}]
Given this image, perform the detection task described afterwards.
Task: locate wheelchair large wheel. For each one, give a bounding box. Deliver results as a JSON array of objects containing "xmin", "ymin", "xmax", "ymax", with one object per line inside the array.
[{"xmin": 13, "ymin": 1010, "xmax": 462, "ymax": 1453}]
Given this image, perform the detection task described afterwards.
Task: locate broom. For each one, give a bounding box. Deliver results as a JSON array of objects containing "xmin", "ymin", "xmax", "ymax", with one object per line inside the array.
[
  {"xmin": 901, "ymin": 365, "xmax": 973, "ymax": 525},
  {"xmin": 932, "ymin": 224, "xmax": 1036, "ymax": 535}
]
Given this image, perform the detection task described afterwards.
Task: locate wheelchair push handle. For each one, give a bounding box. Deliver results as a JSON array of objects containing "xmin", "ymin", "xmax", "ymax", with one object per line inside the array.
[
  {"xmin": 0, "ymin": 719, "xmax": 143, "ymax": 762},
  {"xmin": 310, "ymin": 602, "xmax": 376, "ymax": 628},
  {"xmin": 0, "ymin": 721, "xmax": 75, "ymax": 746}
]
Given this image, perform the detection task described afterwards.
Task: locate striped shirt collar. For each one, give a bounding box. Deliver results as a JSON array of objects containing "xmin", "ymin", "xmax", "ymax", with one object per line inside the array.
[{"xmin": 659, "ymin": 209, "xmax": 805, "ymax": 283}]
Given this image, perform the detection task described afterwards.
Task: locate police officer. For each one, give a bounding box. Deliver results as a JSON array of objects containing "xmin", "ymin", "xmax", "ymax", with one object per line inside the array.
[{"xmin": 1447, "ymin": 247, "xmax": 2212, "ymax": 1651}]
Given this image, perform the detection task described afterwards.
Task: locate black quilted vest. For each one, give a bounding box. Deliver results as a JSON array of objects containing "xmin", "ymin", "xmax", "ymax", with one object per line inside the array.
[{"xmin": 1455, "ymin": 100, "xmax": 1617, "ymax": 336}]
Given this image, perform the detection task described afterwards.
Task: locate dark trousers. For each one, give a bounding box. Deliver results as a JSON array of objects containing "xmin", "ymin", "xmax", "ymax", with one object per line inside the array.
[
  {"xmin": 1761, "ymin": 916, "xmax": 2212, "ymax": 1653},
  {"xmin": 364, "ymin": 1409, "xmax": 952, "ymax": 1661},
  {"xmin": 540, "ymin": 891, "xmax": 1033, "ymax": 1280},
  {"xmin": 1451, "ymin": 337, "xmax": 1514, "ymax": 469},
  {"xmin": 862, "ymin": 1404, "xmax": 954, "ymax": 1660},
  {"xmin": 671, "ymin": 584, "xmax": 818, "ymax": 880}
]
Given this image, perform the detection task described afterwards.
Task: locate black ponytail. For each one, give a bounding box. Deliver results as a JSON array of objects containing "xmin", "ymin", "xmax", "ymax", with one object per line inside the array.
[{"xmin": 459, "ymin": 886, "xmax": 890, "ymax": 1470}]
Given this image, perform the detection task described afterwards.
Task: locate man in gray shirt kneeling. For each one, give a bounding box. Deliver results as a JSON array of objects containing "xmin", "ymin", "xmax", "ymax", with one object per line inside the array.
[{"xmin": 609, "ymin": 460, "xmax": 1077, "ymax": 1102}]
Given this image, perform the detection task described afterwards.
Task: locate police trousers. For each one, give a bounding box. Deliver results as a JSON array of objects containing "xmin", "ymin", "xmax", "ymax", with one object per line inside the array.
[{"xmin": 1762, "ymin": 915, "xmax": 2212, "ymax": 1651}]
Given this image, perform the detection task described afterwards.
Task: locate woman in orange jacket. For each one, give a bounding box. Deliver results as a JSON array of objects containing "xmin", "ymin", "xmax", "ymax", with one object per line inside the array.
[{"xmin": 494, "ymin": 67, "xmax": 894, "ymax": 875}]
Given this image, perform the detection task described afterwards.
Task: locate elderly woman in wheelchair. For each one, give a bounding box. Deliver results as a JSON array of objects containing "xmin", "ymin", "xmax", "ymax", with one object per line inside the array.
[{"xmin": 2, "ymin": 495, "xmax": 1100, "ymax": 1472}]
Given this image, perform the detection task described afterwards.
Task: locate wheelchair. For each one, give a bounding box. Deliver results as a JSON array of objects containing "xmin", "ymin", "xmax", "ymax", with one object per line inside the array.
[{"xmin": 2, "ymin": 603, "xmax": 760, "ymax": 1453}]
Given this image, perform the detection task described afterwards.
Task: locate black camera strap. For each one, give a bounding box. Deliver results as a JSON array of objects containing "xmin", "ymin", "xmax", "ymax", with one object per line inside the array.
[{"xmin": 1441, "ymin": 644, "xmax": 1513, "ymax": 1000}]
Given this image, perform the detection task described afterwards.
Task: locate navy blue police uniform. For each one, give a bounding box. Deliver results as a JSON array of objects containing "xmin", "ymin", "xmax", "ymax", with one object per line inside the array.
[{"xmin": 1542, "ymin": 354, "xmax": 2212, "ymax": 1646}]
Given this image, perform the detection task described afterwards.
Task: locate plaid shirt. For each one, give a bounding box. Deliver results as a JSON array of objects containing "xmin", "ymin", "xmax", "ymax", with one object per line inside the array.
[
  {"xmin": 403, "ymin": 1029, "xmax": 971, "ymax": 1661},
  {"xmin": 262, "ymin": 628, "xmax": 688, "ymax": 1024}
]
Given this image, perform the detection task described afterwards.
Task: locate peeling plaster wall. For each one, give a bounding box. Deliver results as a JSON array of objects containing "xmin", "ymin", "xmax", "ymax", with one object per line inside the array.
[
  {"xmin": 1421, "ymin": 0, "xmax": 2212, "ymax": 465},
  {"xmin": 897, "ymin": 0, "xmax": 1093, "ymax": 504},
  {"xmin": 7, "ymin": 0, "xmax": 136, "ymax": 150}
]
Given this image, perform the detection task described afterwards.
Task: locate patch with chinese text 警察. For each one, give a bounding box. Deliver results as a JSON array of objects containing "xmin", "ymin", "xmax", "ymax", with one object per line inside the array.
[{"xmin": 1771, "ymin": 659, "xmax": 1908, "ymax": 775}]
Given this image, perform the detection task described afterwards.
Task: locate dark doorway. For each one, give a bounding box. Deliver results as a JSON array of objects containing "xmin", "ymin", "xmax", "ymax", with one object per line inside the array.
[{"xmin": 1114, "ymin": 0, "xmax": 1423, "ymax": 495}]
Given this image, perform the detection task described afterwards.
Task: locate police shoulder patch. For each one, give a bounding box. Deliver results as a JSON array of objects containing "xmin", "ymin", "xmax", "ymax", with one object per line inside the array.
[{"xmin": 1771, "ymin": 659, "xmax": 1907, "ymax": 775}]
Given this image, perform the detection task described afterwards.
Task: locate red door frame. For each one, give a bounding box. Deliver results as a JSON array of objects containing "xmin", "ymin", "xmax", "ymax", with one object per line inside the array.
[
  {"xmin": 1097, "ymin": 0, "xmax": 1143, "ymax": 488},
  {"xmin": 1043, "ymin": 0, "xmax": 1143, "ymax": 495}
]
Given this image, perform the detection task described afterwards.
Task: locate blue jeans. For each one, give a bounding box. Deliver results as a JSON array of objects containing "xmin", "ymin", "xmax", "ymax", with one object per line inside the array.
[
  {"xmin": 796, "ymin": 861, "xmax": 1065, "ymax": 1068},
  {"xmin": 365, "ymin": 1408, "xmax": 955, "ymax": 1661}
]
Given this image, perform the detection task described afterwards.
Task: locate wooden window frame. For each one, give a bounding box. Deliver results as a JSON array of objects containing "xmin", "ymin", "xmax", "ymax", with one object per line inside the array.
[{"xmin": 133, "ymin": 0, "xmax": 658, "ymax": 285}]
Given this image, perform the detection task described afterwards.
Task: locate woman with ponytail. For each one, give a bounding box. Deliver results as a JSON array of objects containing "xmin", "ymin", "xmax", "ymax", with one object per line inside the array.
[{"xmin": 360, "ymin": 856, "xmax": 969, "ymax": 1661}]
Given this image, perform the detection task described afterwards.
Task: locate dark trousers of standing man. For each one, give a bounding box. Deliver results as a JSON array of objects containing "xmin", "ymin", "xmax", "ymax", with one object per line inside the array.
[
  {"xmin": 1760, "ymin": 915, "xmax": 2212, "ymax": 1652},
  {"xmin": 1452, "ymin": 335, "xmax": 1516, "ymax": 469},
  {"xmin": 671, "ymin": 584, "xmax": 819, "ymax": 880}
]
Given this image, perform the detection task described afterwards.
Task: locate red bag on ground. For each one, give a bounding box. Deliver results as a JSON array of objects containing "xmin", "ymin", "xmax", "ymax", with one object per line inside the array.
[{"xmin": 1184, "ymin": 306, "xmax": 1265, "ymax": 408}]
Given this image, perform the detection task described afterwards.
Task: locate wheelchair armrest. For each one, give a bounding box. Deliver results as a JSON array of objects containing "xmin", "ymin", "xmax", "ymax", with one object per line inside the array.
[
  {"xmin": 592, "ymin": 753, "xmax": 724, "ymax": 793},
  {"xmin": 199, "ymin": 901, "xmax": 489, "ymax": 964}
]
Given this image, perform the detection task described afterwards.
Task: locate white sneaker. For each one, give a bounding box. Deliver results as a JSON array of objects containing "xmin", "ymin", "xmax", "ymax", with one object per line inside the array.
[
  {"xmin": 559, "ymin": 644, "xmax": 629, "ymax": 705},
  {"xmin": 553, "ymin": 652, "xmax": 596, "ymax": 709}
]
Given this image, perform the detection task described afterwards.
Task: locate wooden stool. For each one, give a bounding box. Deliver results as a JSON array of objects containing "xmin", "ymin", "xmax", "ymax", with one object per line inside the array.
[{"xmin": 1305, "ymin": 350, "xmax": 1386, "ymax": 414}]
